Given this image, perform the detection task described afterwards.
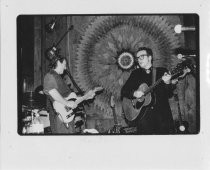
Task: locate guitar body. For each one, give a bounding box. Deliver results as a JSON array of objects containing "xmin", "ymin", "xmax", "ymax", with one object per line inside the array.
[
  {"xmin": 53, "ymin": 87, "xmax": 103, "ymax": 124},
  {"xmin": 122, "ymin": 83, "xmax": 153, "ymax": 121},
  {"xmin": 53, "ymin": 101, "xmax": 75, "ymax": 124},
  {"xmin": 122, "ymin": 61, "xmax": 191, "ymax": 122}
]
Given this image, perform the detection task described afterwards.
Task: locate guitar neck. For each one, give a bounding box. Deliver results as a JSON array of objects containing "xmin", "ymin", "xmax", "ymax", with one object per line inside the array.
[
  {"xmin": 75, "ymin": 88, "xmax": 97, "ymax": 105},
  {"xmin": 75, "ymin": 95, "xmax": 88, "ymax": 106},
  {"xmin": 144, "ymin": 78, "xmax": 163, "ymax": 95},
  {"xmin": 143, "ymin": 69, "xmax": 183, "ymax": 96}
]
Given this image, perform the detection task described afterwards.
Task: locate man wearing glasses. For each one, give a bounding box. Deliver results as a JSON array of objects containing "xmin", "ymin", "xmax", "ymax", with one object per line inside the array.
[{"xmin": 121, "ymin": 47, "xmax": 175, "ymax": 134}]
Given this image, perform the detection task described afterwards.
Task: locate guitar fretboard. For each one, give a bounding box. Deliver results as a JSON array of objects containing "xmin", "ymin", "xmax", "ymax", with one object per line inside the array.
[
  {"xmin": 144, "ymin": 78, "xmax": 163, "ymax": 95},
  {"xmin": 143, "ymin": 67, "xmax": 184, "ymax": 96}
]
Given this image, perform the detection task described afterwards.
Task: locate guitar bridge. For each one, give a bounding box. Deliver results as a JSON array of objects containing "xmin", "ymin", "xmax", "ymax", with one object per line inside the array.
[{"xmin": 66, "ymin": 113, "xmax": 72, "ymax": 119}]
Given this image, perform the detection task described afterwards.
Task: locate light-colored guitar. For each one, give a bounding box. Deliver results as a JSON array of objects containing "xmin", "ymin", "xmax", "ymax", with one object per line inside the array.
[{"xmin": 53, "ymin": 87, "xmax": 103, "ymax": 124}]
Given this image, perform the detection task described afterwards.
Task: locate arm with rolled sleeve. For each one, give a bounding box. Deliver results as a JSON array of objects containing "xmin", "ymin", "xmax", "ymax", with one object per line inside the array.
[{"xmin": 44, "ymin": 73, "xmax": 77, "ymax": 108}]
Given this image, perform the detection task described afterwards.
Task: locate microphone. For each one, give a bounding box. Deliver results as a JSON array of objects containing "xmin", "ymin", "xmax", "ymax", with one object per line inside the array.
[
  {"xmin": 174, "ymin": 24, "xmax": 196, "ymax": 34},
  {"xmin": 177, "ymin": 54, "xmax": 196, "ymax": 60},
  {"xmin": 45, "ymin": 19, "xmax": 56, "ymax": 33},
  {"xmin": 175, "ymin": 48, "xmax": 196, "ymax": 60},
  {"xmin": 45, "ymin": 16, "xmax": 62, "ymax": 33}
]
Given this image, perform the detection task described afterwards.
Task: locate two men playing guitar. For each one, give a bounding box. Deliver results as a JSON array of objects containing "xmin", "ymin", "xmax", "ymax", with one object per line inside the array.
[
  {"xmin": 121, "ymin": 47, "xmax": 190, "ymax": 134},
  {"xmin": 43, "ymin": 45, "xmax": 190, "ymax": 134}
]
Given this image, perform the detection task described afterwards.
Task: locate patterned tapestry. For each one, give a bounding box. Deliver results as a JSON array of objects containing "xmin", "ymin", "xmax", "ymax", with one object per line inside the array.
[{"xmin": 73, "ymin": 16, "xmax": 182, "ymax": 118}]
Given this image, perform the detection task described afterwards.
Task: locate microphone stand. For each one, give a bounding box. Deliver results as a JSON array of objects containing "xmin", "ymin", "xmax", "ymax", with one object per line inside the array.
[
  {"xmin": 65, "ymin": 70, "xmax": 84, "ymax": 95},
  {"xmin": 46, "ymin": 25, "xmax": 74, "ymax": 59}
]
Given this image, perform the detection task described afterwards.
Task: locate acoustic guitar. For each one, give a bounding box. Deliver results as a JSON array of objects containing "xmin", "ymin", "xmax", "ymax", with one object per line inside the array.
[{"xmin": 122, "ymin": 61, "xmax": 191, "ymax": 121}]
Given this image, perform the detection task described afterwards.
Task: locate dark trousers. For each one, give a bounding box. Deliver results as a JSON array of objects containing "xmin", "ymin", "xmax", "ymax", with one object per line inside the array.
[
  {"xmin": 130, "ymin": 107, "xmax": 175, "ymax": 134},
  {"xmin": 48, "ymin": 109, "xmax": 75, "ymax": 134}
]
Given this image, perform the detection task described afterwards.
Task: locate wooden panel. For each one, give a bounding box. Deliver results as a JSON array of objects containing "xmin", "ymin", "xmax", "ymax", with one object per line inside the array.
[{"xmin": 34, "ymin": 16, "xmax": 42, "ymax": 89}]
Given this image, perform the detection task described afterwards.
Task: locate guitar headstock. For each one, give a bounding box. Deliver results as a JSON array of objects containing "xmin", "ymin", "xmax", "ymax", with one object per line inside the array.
[{"xmin": 171, "ymin": 61, "xmax": 191, "ymax": 79}]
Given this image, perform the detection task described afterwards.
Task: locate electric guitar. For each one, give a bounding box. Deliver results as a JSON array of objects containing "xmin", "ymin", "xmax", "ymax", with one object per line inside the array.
[
  {"xmin": 53, "ymin": 87, "xmax": 103, "ymax": 124},
  {"xmin": 122, "ymin": 62, "xmax": 191, "ymax": 121}
]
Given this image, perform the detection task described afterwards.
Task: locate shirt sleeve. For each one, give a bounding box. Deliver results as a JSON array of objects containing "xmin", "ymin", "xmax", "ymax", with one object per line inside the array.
[
  {"xmin": 158, "ymin": 67, "xmax": 175, "ymax": 98},
  {"xmin": 43, "ymin": 73, "xmax": 58, "ymax": 95},
  {"xmin": 121, "ymin": 70, "xmax": 140, "ymax": 99}
]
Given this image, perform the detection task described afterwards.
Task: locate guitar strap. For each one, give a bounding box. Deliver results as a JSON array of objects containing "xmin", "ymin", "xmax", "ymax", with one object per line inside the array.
[
  {"xmin": 151, "ymin": 67, "xmax": 157, "ymax": 106},
  {"xmin": 152, "ymin": 67, "xmax": 157, "ymax": 85},
  {"xmin": 138, "ymin": 67, "xmax": 157, "ymax": 121}
]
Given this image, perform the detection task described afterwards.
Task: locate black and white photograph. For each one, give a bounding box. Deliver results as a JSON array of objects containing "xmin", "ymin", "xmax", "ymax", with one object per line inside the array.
[
  {"xmin": 17, "ymin": 14, "xmax": 199, "ymax": 135},
  {"xmin": 1, "ymin": 0, "xmax": 210, "ymax": 170}
]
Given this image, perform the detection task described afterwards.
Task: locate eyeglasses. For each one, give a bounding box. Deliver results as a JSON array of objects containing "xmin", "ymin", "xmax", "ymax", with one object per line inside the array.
[{"xmin": 136, "ymin": 54, "xmax": 148, "ymax": 60}]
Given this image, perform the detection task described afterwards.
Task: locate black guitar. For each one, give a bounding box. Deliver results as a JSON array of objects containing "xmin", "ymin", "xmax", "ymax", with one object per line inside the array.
[
  {"xmin": 174, "ymin": 92, "xmax": 189, "ymax": 134},
  {"xmin": 122, "ymin": 61, "xmax": 191, "ymax": 121}
]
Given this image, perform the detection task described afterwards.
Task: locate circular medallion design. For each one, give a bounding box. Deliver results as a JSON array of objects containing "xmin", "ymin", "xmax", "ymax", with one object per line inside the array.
[{"xmin": 74, "ymin": 16, "xmax": 180, "ymax": 117}]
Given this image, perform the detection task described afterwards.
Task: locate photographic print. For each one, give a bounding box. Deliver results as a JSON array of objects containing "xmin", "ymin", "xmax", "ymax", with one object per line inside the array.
[{"xmin": 17, "ymin": 14, "xmax": 199, "ymax": 135}]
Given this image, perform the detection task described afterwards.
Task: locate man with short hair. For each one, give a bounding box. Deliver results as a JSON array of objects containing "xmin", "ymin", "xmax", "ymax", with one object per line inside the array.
[
  {"xmin": 43, "ymin": 54, "xmax": 95, "ymax": 134},
  {"xmin": 121, "ymin": 47, "xmax": 176, "ymax": 134}
]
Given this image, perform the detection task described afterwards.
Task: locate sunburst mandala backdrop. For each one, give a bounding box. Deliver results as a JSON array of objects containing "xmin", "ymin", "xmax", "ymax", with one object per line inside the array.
[{"xmin": 74, "ymin": 16, "xmax": 181, "ymax": 118}]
